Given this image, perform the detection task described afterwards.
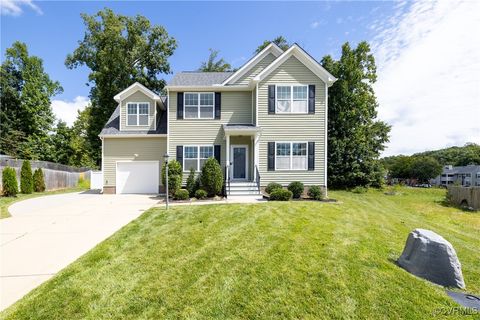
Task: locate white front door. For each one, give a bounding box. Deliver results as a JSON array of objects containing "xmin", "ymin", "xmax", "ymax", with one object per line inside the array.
[
  {"xmin": 231, "ymin": 145, "xmax": 248, "ymax": 180},
  {"xmin": 116, "ymin": 161, "xmax": 159, "ymax": 194}
]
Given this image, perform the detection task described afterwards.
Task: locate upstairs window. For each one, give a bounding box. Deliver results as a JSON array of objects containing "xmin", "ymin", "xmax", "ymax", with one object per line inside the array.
[
  {"xmin": 184, "ymin": 145, "xmax": 214, "ymax": 171},
  {"xmin": 127, "ymin": 103, "xmax": 149, "ymax": 126},
  {"xmin": 276, "ymin": 85, "xmax": 308, "ymax": 113},
  {"xmin": 276, "ymin": 142, "xmax": 307, "ymax": 170},
  {"xmin": 184, "ymin": 93, "xmax": 214, "ymax": 119}
]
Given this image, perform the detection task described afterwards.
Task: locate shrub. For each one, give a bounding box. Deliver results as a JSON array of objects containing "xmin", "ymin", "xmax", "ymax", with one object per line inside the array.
[
  {"xmin": 2, "ymin": 167, "xmax": 18, "ymax": 197},
  {"xmin": 174, "ymin": 189, "xmax": 189, "ymax": 200},
  {"xmin": 20, "ymin": 160, "xmax": 33, "ymax": 194},
  {"xmin": 308, "ymin": 185, "xmax": 324, "ymax": 200},
  {"xmin": 200, "ymin": 157, "xmax": 223, "ymax": 196},
  {"xmin": 288, "ymin": 181, "xmax": 304, "ymax": 199},
  {"xmin": 186, "ymin": 168, "xmax": 197, "ymax": 197},
  {"xmin": 33, "ymin": 168, "xmax": 46, "ymax": 192},
  {"xmin": 77, "ymin": 176, "xmax": 90, "ymax": 189},
  {"xmin": 265, "ymin": 182, "xmax": 282, "ymax": 194},
  {"xmin": 352, "ymin": 186, "xmax": 368, "ymax": 194},
  {"xmin": 269, "ymin": 189, "xmax": 292, "ymax": 201},
  {"xmin": 162, "ymin": 160, "xmax": 183, "ymax": 196},
  {"xmin": 195, "ymin": 189, "xmax": 208, "ymax": 200}
]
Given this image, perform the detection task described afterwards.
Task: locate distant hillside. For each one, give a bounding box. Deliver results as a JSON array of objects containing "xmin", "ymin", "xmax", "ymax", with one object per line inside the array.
[
  {"xmin": 383, "ymin": 143, "xmax": 480, "ymax": 167},
  {"xmin": 413, "ymin": 143, "xmax": 480, "ymax": 166}
]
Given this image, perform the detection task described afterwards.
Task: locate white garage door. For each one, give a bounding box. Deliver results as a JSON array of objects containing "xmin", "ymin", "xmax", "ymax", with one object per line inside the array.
[{"xmin": 116, "ymin": 161, "xmax": 159, "ymax": 194}]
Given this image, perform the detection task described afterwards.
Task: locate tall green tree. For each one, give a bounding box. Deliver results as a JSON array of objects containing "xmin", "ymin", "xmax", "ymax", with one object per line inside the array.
[
  {"xmin": 321, "ymin": 42, "xmax": 390, "ymax": 188},
  {"xmin": 0, "ymin": 41, "xmax": 63, "ymax": 157},
  {"xmin": 199, "ymin": 49, "xmax": 232, "ymax": 72},
  {"xmin": 255, "ymin": 36, "xmax": 290, "ymax": 53},
  {"xmin": 65, "ymin": 9, "xmax": 177, "ymax": 164}
]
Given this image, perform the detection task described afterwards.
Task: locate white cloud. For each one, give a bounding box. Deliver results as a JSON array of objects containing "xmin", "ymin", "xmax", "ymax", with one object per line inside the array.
[
  {"xmin": 310, "ymin": 21, "xmax": 320, "ymax": 29},
  {"xmin": 371, "ymin": 0, "xmax": 480, "ymax": 156},
  {"xmin": 1, "ymin": 0, "xmax": 42, "ymax": 16},
  {"xmin": 51, "ymin": 96, "xmax": 89, "ymax": 127}
]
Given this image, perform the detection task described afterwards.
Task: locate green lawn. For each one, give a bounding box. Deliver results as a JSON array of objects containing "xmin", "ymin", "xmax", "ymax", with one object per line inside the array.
[
  {"xmin": 0, "ymin": 186, "xmax": 88, "ymax": 219},
  {"xmin": 2, "ymin": 188, "xmax": 479, "ymax": 319}
]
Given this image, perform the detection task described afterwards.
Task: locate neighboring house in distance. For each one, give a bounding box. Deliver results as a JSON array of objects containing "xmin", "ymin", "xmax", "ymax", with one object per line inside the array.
[
  {"xmin": 432, "ymin": 165, "xmax": 480, "ymax": 187},
  {"xmin": 99, "ymin": 43, "xmax": 337, "ymax": 195}
]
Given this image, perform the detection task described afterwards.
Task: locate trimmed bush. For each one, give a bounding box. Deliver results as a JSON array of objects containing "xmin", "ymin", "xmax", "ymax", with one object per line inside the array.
[
  {"xmin": 174, "ymin": 189, "xmax": 189, "ymax": 200},
  {"xmin": 20, "ymin": 160, "xmax": 33, "ymax": 194},
  {"xmin": 2, "ymin": 167, "xmax": 18, "ymax": 197},
  {"xmin": 269, "ymin": 189, "xmax": 292, "ymax": 201},
  {"xmin": 195, "ymin": 189, "xmax": 207, "ymax": 200},
  {"xmin": 162, "ymin": 160, "xmax": 183, "ymax": 196},
  {"xmin": 288, "ymin": 181, "xmax": 304, "ymax": 199},
  {"xmin": 200, "ymin": 157, "xmax": 223, "ymax": 197},
  {"xmin": 33, "ymin": 168, "xmax": 46, "ymax": 192},
  {"xmin": 186, "ymin": 168, "xmax": 197, "ymax": 197},
  {"xmin": 265, "ymin": 182, "xmax": 282, "ymax": 194},
  {"xmin": 352, "ymin": 186, "xmax": 368, "ymax": 194},
  {"xmin": 308, "ymin": 185, "xmax": 324, "ymax": 200}
]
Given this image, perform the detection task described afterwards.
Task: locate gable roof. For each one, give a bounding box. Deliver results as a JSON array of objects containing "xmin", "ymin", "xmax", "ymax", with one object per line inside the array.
[
  {"xmin": 221, "ymin": 43, "xmax": 284, "ymax": 85},
  {"xmin": 113, "ymin": 82, "xmax": 162, "ymax": 103},
  {"xmin": 169, "ymin": 72, "xmax": 233, "ymax": 86},
  {"xmin": 253, "ymin": 43, "xmax": 337, "ymax": 86}
]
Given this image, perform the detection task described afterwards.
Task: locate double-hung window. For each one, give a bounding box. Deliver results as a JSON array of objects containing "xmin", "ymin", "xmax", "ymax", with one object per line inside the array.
[
  {"xmin": 184, "ymin": 93, "xmax": 214, "ymax": 119},
  {"xmin": 276, "ymin": 85, "xmax": 308, "ymax": 113},
  {"xmin": 275, "ymin": 142, "xmax": 307, "ymax": 170},
  {"xmin": 184, "ymin": 146, "xmax": 214, "ymax": 171},
  {"xmin": 127, "ymin": 102, "xmax": 149, "ymax": 126}
]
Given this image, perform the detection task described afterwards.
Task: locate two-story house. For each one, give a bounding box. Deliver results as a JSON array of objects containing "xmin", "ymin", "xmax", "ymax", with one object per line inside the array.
[{"xmin": 99, "ymin": 43, "xmax": 337, "ymax": 195}]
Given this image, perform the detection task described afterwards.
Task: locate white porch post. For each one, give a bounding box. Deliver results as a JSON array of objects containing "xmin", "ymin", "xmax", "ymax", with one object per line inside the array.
[
  {"xmin": 254, "ymin": 133, "xmax": 260, "ymax": 182},
  {"xmin": 226, "ymin": 134, "xmax": 230, "ymax": 180}
]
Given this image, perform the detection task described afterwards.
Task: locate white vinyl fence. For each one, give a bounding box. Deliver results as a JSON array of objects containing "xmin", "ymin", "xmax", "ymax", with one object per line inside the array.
[
  {"xmin": 90, "ymin": 171, "xmax": 103, "ymax": 190},
  {"xmin": 0, "ymin": 157, "xmax": 92, "ymax": 192}
]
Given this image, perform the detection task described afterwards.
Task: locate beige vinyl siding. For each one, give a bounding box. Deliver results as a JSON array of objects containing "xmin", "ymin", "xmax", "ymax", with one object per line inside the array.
[
  {"xmin": 257, "ymin": 55, "xmax": 327, "ymax": 186},
  {"xmin": 103, "ymin": 137, "xmax": 166, "ymax": 187},
  {"xmin": 234, "ymin": 53, "xmax": 277, "ymax": 86},
  {"xmin": 169, "ymin": 91, "xmax": 253, "ymax": 181},
  {"xmin": 120, "ymin": 91, "xmax": 156, "ymax": 131}
]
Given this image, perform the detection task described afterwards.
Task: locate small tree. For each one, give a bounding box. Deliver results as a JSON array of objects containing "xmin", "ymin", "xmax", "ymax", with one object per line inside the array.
[
  {"xmin": 2, "ymin": 167, "xmax": 18, "ymax": 196},
  {"xmin": 33, "ymin": 168, "xmax": 46, "ymax": 192},
  {"xmin": 410, "ymin": 156, "xmax": 442, "ymax": 183},
  {"xmin": 200, "ymin": 158, "xmax": 223, "ymax": 196},
  {"xmin": 161, "ymin": 160, "xmax": 182, "ymax": 196},
  {"xmin": 186, "ymin": 168, "xmax": 197, "ymax": 197},
  {"xmin": 20, "ymin": 160, "xmax": 33, "ymax": 194}
]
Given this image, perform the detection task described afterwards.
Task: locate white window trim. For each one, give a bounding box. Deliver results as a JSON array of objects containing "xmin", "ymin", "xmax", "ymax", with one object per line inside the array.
[
  {"xmin": 126, "ymin": 102, "xmax": 150, "ymax": 126},
  {"xmin": 183, "ymin": 145, "xmax": 214, "ymax": 172},
  {"xmin": 183, "ymin": 92, "xmax": 215, "ymax": 119},
  {"xmin": 275, "ymin": 84, "xmax": 308, "ymax": 114},
  {"xmin": 274, "ymin": 141, "xmax": 308, "ymax": 171}
]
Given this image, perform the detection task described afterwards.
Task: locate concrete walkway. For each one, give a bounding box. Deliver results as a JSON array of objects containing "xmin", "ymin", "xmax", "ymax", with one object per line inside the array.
[
  {"xmin": 0, "ymin": 192, "xmax": 159, "ymax": 311},
  {"xmin": 155, "ymin": 195, "xmax": 267, "ymax": 207}
]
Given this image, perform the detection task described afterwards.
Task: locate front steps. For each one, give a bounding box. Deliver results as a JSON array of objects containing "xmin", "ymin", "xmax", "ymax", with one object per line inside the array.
[{"xmin": 227, "ymin": 181, "xmax": 261, "ymax": 196}]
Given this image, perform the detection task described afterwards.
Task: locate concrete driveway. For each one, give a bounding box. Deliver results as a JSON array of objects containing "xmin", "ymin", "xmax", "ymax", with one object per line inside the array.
[{"xmin": 0, "ymin": 191, "xmax": 159, "ymax": 311}]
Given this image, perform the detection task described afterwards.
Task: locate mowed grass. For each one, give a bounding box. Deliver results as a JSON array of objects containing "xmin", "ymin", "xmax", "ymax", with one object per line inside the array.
[{"xmin": 2, "ymin": 188, "xmax": 479, "ymax": 319}]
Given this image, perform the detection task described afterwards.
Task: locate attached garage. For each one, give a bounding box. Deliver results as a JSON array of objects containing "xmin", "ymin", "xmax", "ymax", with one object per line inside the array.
[{"xmin": 116, "ymin": 161, "xmax": 159, "ymax": 194}]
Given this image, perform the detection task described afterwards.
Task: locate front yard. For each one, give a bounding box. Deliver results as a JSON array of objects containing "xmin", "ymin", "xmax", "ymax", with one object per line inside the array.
[{"xmin": 2, "ymin": 188, "xmax": 479, "ymax": 319}]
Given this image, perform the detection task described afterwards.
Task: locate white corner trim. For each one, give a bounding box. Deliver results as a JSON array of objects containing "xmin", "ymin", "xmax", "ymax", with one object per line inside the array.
[
  {"xmin": 253, "ymin": 44, "xmax": 337, "ymax": 86},
  {"xmin": 166, "ymin": 88, "xmax": 170, "ymax": 155},
  {"xmin": 221, "ymin": 43, "xmax": 284, "ymax": 85},
  {"xmin": 114, "ymin": 82, "xmax": 161, "ymax": 102},
  {"xmin": 324, "ymin": 83, "xmax": 328, "ymax": 194}
]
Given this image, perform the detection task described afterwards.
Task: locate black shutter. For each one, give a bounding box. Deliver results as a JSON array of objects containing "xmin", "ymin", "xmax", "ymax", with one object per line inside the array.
[
  {"xmin": 267, "ymin": 142, "xmax": 275, "ymax": 171},
  {"xmin": 268, "ymin": 85, "xmax": 275, "ymax": 114},
  {"xmin": 308, "ymin": 142, "xmax": 315, "ymax": 171},
  {"xmin": 308, "ymin": 85, "xmax": 315, "ymax": 114},
  {"xmin": 176, "ymin": 145, "xmax": 183, "ymax": 169},
  {"xmin": 215, "ymin": 92, "xmax": 221, "ymax": 119},
  {"xmin": 177, "ymin": 92, "xmax": 184, "ymax": 119},
  {"xmin": 214, "ymin": 145, "xmax": 221, "ymax": 164}
]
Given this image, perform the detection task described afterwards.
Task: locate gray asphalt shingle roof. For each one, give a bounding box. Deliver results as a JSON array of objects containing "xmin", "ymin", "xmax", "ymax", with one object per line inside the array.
[{"xmin": 168, "ymin": 72, "xmax": 233, "ymax": 86}]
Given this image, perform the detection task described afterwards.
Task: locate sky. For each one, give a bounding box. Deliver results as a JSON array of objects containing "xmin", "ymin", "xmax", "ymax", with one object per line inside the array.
[{"xmin": 1, "ymin": 0, "xmax": 479, "ymax": 156}]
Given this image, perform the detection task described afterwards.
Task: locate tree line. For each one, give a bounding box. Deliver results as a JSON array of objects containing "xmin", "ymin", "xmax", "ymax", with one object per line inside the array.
[{"xmin": 1, "ymin": 8, "xmax": 390, "ymax": 188}]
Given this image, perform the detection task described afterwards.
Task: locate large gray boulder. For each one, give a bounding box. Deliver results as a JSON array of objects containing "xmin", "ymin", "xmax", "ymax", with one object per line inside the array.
[{"xmin": 398, "ymin": 229, "xmax": 465, "ymax": 289}]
